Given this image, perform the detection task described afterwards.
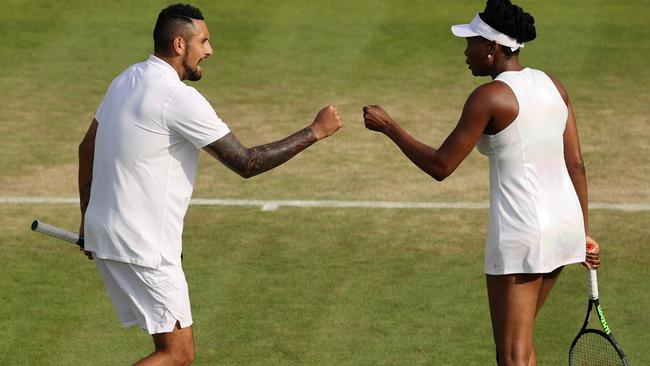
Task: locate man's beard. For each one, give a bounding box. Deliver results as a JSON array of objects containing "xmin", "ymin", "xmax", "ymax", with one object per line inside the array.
[{"xmin": 182, "ymin": 51, "xmax": 202, "ymax": 81}]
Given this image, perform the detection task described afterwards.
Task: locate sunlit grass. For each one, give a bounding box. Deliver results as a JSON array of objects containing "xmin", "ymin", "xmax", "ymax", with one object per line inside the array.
[{"xmin": 1, "ymin": 0, "xmax": 648, "ymax": 364}]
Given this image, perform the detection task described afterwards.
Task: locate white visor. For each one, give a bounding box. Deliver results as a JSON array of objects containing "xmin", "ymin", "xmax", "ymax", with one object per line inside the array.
[{"xmin": 451, "ymin": 13, "xmax": 524, "ymax": 52}]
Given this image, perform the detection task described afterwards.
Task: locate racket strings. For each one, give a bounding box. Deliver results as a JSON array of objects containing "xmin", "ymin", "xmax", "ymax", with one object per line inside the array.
[{"xmin": 570, "ymin": 332, "xmax": 623, "ymax": 365}]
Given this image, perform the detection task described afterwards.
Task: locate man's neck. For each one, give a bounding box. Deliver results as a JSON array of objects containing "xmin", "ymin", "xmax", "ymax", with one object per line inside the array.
[{"xmin": 154, "ymin": 53, "xmax": 184, "ymax": 80}]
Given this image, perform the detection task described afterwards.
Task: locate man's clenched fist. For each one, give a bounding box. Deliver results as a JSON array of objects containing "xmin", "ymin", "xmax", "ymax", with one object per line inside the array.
[{"xmin": 311, "ymin": 105, "xmax": 342, "ymax": 140}]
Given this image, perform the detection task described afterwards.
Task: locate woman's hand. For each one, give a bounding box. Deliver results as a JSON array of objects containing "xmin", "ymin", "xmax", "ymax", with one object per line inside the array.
[
  {"xmin": 363, "ymin": 105, "xmax": 396, "ymax": 133},
  {"xmin": 583, "ymin": 236, "xmax": 600, "ymax": 270}
]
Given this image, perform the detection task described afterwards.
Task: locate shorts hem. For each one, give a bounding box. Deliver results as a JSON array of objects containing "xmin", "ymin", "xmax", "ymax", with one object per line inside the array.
[
  {"xmin": 147, "ymin": 319, "xmax": 194, "ymax": 335},
  {"xmin": 120, "ymin": 319, "xmax": 140, "ymax": 328}
]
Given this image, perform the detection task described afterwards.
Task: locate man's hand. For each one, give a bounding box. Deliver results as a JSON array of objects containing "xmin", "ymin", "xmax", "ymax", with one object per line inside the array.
[
  {"xmin": 363, "ymin": 105, "xmax": 395, "ymax": 133},
  {"xmin": 311, "ymin": 105, "xmax": 342, "ymax": 140},
  {"xmin": 78, "ymin": 224, "xmax": 93, "ymax": 260},
  {"xmin": 583, "ymin": 236, "xmax": 600, "ymax": 270},
  {"xmin": 80, "ymin": 245, "xmax": 93, "ymax": 260}
]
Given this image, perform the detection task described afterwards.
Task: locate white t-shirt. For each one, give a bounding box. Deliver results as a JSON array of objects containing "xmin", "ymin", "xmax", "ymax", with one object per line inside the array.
[
  {"xmin": 85, "ymin": 55, "xmax": 230, "ymax": 269},
  {"xmin": 476, "ymin": 68, "xmax": 585, "ymax": 275}
]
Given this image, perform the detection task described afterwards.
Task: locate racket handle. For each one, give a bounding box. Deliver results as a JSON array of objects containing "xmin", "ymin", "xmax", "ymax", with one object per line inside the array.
[
  {"xmin": 31, "ymin": 220, "xmax": 83, "ymax": 247},
  {"xmin": 587, "ymin": 269, "xmax": 599, "ymax": 300}
]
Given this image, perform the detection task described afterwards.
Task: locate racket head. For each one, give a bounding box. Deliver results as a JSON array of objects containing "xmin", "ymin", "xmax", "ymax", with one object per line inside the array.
[{"xmin": 569, "ymin": 329, "xmax": 628, "ymax": 366}]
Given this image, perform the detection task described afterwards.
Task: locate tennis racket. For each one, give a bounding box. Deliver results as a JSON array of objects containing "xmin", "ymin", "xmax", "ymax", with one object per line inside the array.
[
  {"xmin": 31, "ymin": 220, "xmax": 84, "ymax": 248},
  {"xmin": 568, "ymin": 268, "xmax": 628, "ymax": 365}
]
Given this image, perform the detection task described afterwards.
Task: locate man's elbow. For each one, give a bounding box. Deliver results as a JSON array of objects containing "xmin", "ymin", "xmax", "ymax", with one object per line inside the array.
[
  {"xmin": 238, "ymin": 170, "xmax": 255, "ymax": 179},
  {"xmin": 207, "ymin": 152, "xmax": 257, "ymax": 179},
  {"xmin": 229, "ymin": 163, "xmax": 256, "ymax": 179}
]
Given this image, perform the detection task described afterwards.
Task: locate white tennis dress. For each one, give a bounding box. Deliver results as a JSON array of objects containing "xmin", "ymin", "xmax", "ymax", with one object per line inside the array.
[{"xmin": 476, "ymin": 68, "xmax": 586, "ymax": 275}]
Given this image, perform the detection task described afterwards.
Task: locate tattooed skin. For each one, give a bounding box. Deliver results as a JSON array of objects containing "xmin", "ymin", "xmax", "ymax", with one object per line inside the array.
[{"xmin": 205, "ymin": 128, "xmax": 317, "ymax": 178}]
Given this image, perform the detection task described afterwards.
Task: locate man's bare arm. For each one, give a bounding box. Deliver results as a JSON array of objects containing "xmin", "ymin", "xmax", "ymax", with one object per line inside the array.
[
  {"xmin": 79, "ymin": 119, "xmax": 98, "ymax": 228},
  {"xmin": 203, "ymin": 105, "xmax": 341, "ymax": 178},
  {"xmin": 204, "ymin": 128, "xmax": 317, "ymax": 178},
  {"xmin": 78, "ymin": 119, "xmax": 97, "ymax": 260}
]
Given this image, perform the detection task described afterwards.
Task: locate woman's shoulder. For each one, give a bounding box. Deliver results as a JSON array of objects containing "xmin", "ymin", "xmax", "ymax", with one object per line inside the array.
[
  {"xmin": 464, "ymin": 80, "xmax": 517, "ymax": 119},
  {"xmin": 467, "ymin": 79, "xmax": 516, "ymax": 105},
  {"xmin": 471, "ymin": 79, "xmax": 512, "ymax": 98},
  {"xmin": 542, "ymin": 72, "xmax": 570, "ymax": 105}
]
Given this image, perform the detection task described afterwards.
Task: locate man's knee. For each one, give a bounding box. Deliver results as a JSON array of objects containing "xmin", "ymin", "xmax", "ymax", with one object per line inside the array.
[
  {"xmin": 157, "ymin": 344, "xmax": 194, "ymax": 366},
  {"xmin": 152, "ymin": 325, "xmax": 195, "ymax": 365},
  {"xmin": 171, "ymin": 346, "xmax": 195, "ymax": 366},
  {"xmin": 166, "ymin": 336, "xmax": 195, "ymax": 366}
]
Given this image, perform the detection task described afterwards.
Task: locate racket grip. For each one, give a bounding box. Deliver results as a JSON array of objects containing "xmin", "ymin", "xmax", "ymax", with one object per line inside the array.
[
  {"xmin": 587, "ymin": 269, "xmax": 599, "ymax": 300},
  {"xmin": 31, "ymin": 220, "xmax": 83, "ymax": 246}
]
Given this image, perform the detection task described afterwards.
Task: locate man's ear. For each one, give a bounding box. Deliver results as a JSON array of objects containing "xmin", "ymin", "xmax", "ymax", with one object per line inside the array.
[{"xmin": 172, "ymin": 36, "xmax": 186, "ymax": 55}]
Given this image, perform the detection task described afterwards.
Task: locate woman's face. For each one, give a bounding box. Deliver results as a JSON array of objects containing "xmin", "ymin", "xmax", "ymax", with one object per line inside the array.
[{"xmin": 464, "ymin": 36, "xmax": 492, "ymax": 76}]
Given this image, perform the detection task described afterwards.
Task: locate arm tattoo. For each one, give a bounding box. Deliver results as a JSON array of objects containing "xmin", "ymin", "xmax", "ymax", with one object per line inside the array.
[{"xmin": 205, "ymin": 128, "xmax": 317, "ymax": 178}]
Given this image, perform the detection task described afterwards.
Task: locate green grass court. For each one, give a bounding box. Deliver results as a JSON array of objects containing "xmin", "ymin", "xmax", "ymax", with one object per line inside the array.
[{"xmin": 1, "ymin": 0, "xmax": 649, "ymax": 364}]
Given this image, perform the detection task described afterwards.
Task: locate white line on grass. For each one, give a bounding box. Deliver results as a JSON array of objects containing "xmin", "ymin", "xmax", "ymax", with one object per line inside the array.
[{"xmin": 2, "ymin": 196, "xmax": 650, "ymax": 211}]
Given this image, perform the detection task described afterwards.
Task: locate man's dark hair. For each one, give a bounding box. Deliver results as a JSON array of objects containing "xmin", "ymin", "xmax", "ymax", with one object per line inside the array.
[
  {"xmin": 480, "ymin": 0, "xmax": 535, "ymax": 55},
  {"xmin": 153, "ymin": 3, "xmax": 204, "ymax": 56}
]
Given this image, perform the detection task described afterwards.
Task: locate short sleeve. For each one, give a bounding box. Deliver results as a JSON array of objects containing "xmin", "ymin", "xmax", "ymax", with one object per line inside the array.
[
  {"xmin": 95, "ymin": 98, "xmax": 106, "ymax": 124},
  {"xmin": 95, "ymin": 77, "xmax": 116, "ymax": 124},
  {"xmin": 164, "ymin": 87, "xmax": 231, "ymax": 148}
]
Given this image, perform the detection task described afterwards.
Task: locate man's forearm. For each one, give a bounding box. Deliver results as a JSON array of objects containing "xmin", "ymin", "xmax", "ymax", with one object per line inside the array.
[
  {"xmin": 78, "ymin": 120, "xmax": 97, "ymax": 233},
  {"xmin": 78, "ymin": 150, "xmax": 93, "ymax": 232},
  {"xmin": 79, "ymin": 176, "xmax": 91, "ymax": 215},
  {"xmin": 205, "ymin": 128, "xmax": 318, "ymax": 178}
]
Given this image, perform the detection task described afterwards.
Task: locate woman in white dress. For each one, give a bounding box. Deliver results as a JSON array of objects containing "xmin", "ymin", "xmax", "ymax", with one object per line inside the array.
[{"xmin": 362, "ymin": 0, "xmax": 600, "ymax": 364}]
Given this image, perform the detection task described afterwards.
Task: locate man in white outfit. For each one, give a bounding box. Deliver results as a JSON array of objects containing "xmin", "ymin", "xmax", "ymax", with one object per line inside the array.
[{"xmin": 77, "ymin": 4, "xmax": 341, "ymax": 365}]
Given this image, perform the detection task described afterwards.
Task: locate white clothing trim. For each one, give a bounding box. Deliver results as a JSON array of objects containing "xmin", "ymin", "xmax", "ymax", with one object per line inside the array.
[{"xmin": 451, "ymin": 13, "xmax": 525, "ymax": 51}]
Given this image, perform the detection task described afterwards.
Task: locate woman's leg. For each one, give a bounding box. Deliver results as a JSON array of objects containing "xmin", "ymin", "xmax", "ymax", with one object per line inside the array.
[
  {"xmin": 535, "ymin": 267, "xmax": 563, "ymax": 317},
  {"xmin": 487, "ymin": 273, "xmax": 543, "ymax": 366},
  {"xmin": 527, "ymin": 267, "xmax": 563, "ymax": 365},
  {"xmin": 487, "ymin": 267, "xmax": 564, "ymax": 366}
]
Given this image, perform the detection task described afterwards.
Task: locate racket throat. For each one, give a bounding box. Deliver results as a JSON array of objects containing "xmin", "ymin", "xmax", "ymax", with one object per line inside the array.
[{"xmin": 595, "ymin": 303, "xmax": 612, "ymax": 335}]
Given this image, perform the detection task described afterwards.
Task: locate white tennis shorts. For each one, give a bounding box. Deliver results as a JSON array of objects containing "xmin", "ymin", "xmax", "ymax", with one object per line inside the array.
[{"xmin": 95, "ymin": 256, "xmax": 193, "ymax": 335}]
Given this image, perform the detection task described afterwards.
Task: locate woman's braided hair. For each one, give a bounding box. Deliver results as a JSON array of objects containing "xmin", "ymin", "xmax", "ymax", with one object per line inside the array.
[{"xmin": 479, "ymin": 0, "xmax": 536, "ymax": 54}]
